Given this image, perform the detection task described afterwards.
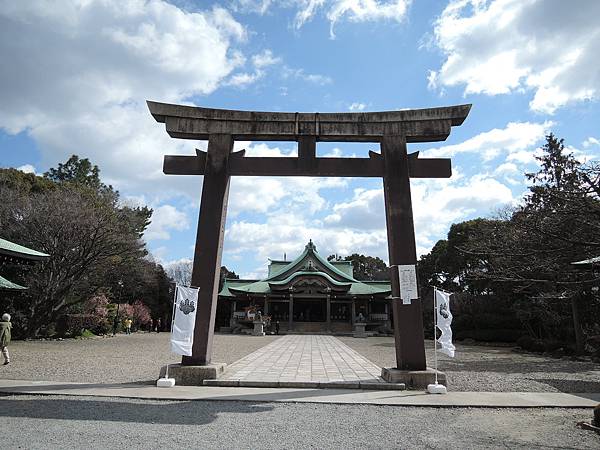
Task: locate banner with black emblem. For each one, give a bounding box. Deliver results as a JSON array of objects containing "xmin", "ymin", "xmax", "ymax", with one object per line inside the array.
[{"xmin": 171, "ymin": 285, "xmax": 199, "ymax": 356}]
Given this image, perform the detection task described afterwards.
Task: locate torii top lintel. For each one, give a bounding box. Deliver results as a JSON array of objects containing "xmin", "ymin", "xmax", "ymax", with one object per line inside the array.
[
  {"xmin": 148, "ymin": 101, "xmax": 471, "ymax": 178},
  {"xmin": 147, "ymin": 101, "xmax": 471, "ymax": 143}
]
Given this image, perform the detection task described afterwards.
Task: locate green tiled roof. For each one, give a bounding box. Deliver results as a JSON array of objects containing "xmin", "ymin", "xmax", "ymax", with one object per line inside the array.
[
  {"xmin": 219, "ymin": 279, "xmax": 259, "ymax": 297},
  {"xmin": 265, "ymin": 240, "xmax": 358, "ymax": 283},
  {"xmin": 221, "ymin": 240, "xmax": 391, "ymax": 298},
  {"xmin": 267, "ymin": 261, "xmax": 289, "ymax": 277},
  {"xmin": 227, "ymin": 281, "xmax": 271, "ymax": 296},
  {"xmin": 0, "ymin": 238, "xmax": 50, "ymax": 261},
  {"xmin": 330, "ymin": 260, "xmax": 353, "ymax": 277},
  {"xmin": 269, "ymin": 271, "xmax": 352, "ymax": 288},
  {"xmin": 348, "ymin": 282, "xmax": 390, "ymax": 295},
  {"xmin": 0, "ymin": 274, "xmax": 27, "ymax": 290}
]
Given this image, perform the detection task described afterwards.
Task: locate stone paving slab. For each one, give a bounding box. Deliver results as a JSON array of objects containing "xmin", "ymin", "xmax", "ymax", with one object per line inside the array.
[
  {"xmin": 203, "ymin": 379, "xmax": 406, "ymax": 390},
  {"xmin": 219, "ymin": 335, "xmax": 385, "ymax": 386},
  {"xmin": 0, "ymin": 380, "xmax": 599, "ymax": 408}
]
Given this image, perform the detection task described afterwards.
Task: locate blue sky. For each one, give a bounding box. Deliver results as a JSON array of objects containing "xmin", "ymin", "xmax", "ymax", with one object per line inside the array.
[{"xmin": 1, "ymin": 0, "xmax": 599, "ymax": 279}]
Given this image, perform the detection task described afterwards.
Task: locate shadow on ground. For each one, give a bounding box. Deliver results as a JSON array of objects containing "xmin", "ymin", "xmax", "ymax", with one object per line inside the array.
[
  {"xmin": 532, "ymin": 378, "xmax": 600, "ymax": 394},
  {"xmin": 440, "ymin": 355, "xmax": 599, "ymax": 375},
  {"xmin": 0, "ymin": 395, "xmax": 273, "ymax": 425}
]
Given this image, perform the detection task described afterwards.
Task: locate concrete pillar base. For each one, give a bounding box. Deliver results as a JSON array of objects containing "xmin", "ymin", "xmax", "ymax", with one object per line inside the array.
[
  {"xmin": 159, "ymin": 363, "xmax": 226, "ymax": 386},
  {"xmin": 353, "ymin": 322, "xmax": 367, "ymax": 338},
  {"xmin": 252, "ymin": 321, "xmax": 265, "ymax": 336},
  {"xmin": 381, "ymin": 367, "xmax": 446, "ymax": 389}
]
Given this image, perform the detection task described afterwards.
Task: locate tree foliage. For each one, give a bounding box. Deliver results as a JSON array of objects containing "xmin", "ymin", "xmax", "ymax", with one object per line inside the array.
[
  {"xmin": 327, "ymin": 253, "xmax": 389, "ymax": 281},
  {"xmin": 44, "ymin": 154, "xmax": 111, "ymax": 196},
  {"xmin": 0, "ymin": 156, "xmax": 169, "ymax": 336},
  {"xmin": 418, "ymin": 134, "xmax": 600, "ymax": 352}
]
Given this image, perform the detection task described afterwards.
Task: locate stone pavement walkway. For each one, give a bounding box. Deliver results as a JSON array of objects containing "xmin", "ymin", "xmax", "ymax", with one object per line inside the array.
[{"xmin": 217, "ymin": 335, "xmax": 385, "ymax": 387}]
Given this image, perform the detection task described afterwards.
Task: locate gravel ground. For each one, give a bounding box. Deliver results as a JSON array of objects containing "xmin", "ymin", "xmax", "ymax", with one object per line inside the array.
[
  {"xmin": 1, "ymin": 333, "xmax": 599, "ymax": 393},
  {"xmin": 0, "ymin": 394, "xmax": 598, "ymax": 449},
  {"xmin": 0, "ymin": 333, "xmax": 280, "ymax": 384},
  {"xmin": 340, "ymin": 336, "xmax": 600, "ymax": 393}
]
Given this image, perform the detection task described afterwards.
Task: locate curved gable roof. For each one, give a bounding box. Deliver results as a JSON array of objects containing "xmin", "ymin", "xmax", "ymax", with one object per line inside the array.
[{"xmin": 266, "ymin": 240, "xmax": 358, "ymax": 283}]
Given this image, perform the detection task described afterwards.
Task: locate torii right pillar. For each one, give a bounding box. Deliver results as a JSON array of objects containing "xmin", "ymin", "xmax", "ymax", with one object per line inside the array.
[{"xmin": 381, "ymin": 134, "xmax": 446, "ymax": 388}]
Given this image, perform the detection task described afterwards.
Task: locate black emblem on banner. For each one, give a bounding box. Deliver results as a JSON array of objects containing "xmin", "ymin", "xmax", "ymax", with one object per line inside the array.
[{"xmin": 179, "ymin": 298, "xmax": 195, "ymax": 315}]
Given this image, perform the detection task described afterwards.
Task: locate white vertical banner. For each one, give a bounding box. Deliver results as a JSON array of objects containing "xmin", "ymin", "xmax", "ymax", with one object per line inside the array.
[
  {"xmin": 435, "ymin": 289, "xmax": 455, "ymax": 357},
  {"xmin": 171, "ymin": 285, "xmax": 199, "ymax": 356}
]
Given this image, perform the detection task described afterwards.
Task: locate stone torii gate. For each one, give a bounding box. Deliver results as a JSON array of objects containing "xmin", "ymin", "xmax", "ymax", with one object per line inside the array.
[{"xmin": 148, "ymin": 101, "xmax": 471, "ymax": 380}]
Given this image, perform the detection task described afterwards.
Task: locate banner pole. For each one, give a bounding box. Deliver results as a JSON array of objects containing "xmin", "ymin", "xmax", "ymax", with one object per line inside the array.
[
  {"xmin": 167, "ymin": 285, "xmax": 179, "ymax": 380},
  {"xmin": 433, "ymin": 287, "xmax": 438, "ymax": 385},
  {"xmin": 171, "ymin": 284, "xmax": 178, "ymax": 332}
]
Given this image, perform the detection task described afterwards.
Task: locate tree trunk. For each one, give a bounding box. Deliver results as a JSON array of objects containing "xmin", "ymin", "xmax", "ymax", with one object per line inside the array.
[{"xmin": 571, "ymin": 294, "xmax": 584, "ymax": 354}]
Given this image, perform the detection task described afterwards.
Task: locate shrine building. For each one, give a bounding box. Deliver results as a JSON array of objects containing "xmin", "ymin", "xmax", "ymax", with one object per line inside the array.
[{"xmin": 218, "ymin": 240, "xmax": 392, "ymax": 334}]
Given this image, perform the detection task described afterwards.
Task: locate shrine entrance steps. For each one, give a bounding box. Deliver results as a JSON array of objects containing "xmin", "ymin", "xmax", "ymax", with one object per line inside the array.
[{"xmin": 204, "ymin": 335, "xmax": 405, "ymax": 390}]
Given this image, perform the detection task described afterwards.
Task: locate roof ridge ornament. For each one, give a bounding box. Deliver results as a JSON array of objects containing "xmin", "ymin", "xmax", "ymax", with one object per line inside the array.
[{"xmin": 305, "ymin": 239, "xmax": 316, "ymax": 251}]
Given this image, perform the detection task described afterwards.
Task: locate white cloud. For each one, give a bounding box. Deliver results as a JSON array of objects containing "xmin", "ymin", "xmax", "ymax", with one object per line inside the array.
[
  {"xmin": 349, "ymin": 102, "xmax": 366, "ymax": 111},
  {"xmin": 222, "ymin": 122, "xmax": 540, "ymax": 268},
  {"xmin": 144, "ymin": 204, "xmax": 190, "ymax": 241},
  {"xmin": 226, "ymin": 142, "xmax": 347, "ymax": 217},
  {"xmin": 293, "ymin": 0, "xmax": 411, "ymax": 38},
  {"xmin": 234, "ymin": 0, "xmax": 274, "ymax": 15},
  {"xmin": 323, "ymin": 173, "xmax": 515, "ymax": 258},
  {"xmin": 252, "ymin": 49, "xmax": 281, "ymax": 68},
  {"xmin": 321, "ymin": 147, "xmax": 355, "ymax": 157},
  {"xmin": 281, "ymin": 67, "xmax": 333, "ymax": 85},
  {"xmin": 583, "ymin": 137, "xmax": 600, "ymax": 148},
  {"xmin": 423, "ymin": 121, "xmax": 551, "ymax": 163},
  {"xmin": 236, "ymin": 0, "xmax": 411, "ymax": 39},
  {"xmin": 16, "ymin": 164, "xmax": 37, "ymax": 174},
  {"xmin": 493, "ymin": 162, "xmax": 519, "ymax": 176},
  {"xmin": 224, "ymin": 166, "xmax": 517, "ymax": 269},
  {"xmin": 225, "ymin": 215, "xmax": 389, "ymax": 272},
  {"xmin": 0, "ymin": 0, "xmax": 247, "ymax": 196},
  {"xmin": 324, "ymin": 188, "xmax": 384, "ymax": 230},
  {"xmin": 226, "ymin": 49, "xmax": 282, "ymax": 87},
  {"xmin": 226, "ymin": 72, "xmax": 263, "ymax": 87},
  {"xmin": 429, "ymin": 0, "xmax": 600, "ymax": 113},
  {"xmin": 122, "ymin": 194, "xmax": 190, "ymax": 242}
]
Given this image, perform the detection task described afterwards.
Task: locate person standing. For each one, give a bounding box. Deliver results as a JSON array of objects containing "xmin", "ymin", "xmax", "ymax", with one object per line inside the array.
[
  {"xmin": 0, "ymin": 313, "xmax": 12, "ymax": 365},
  {"xmin": 124, "ymin": 318, "xmax": 132, "ymax": 335},
  {"xmin": 156, "ymin": 318, "xmax": 161, "ymax": 333}
]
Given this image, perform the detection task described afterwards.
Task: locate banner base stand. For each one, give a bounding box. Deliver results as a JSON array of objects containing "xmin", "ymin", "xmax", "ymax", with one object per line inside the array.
[
  {"xmin": 157, "ymin": 377, "xmax": 176, "ymax": 388},
  {"xmin": 158, "ymin": 363, "xmax": 226, "ymax": 386},
  {"xmin": 427, "ymin": 383, "xmax": 447, "ymax": 394},
  {"xmin": 381, "ymin": 367, "xmax": 446, "ymax": 389}
]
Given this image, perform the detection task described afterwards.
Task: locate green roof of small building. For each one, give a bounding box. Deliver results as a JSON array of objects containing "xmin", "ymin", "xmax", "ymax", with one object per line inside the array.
[
  {"xmin": 0, "ymin": 274, "xmax": 27, "ymax": 290},
  {"xmin": 330, "ymin": 260, "xmax": 353, "ymax": 277},
  {"xmin": 0, "ymin": 237, "xmax": 50, "ymax": 261},
  {"xmin": 219, "ymin": 279, "xmax": 260, "ymax": 297}
]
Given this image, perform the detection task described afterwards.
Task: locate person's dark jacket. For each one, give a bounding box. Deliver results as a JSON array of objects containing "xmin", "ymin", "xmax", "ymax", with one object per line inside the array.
[{"xmin": 0, "ymin": 320, "xmax": 11, "ymax": 347}]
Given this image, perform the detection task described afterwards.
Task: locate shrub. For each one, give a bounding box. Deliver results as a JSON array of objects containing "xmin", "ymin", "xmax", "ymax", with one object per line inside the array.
[
  {"xmin": 79, "ymin": 329, "xmax": 96, "ymax": 338},
  {"xmin": 57, "ymin": 314, "xmax": 99, "ymax": 337},
  {"xmin": 81, "ymin": 294, "xmax": 111, "ymax": 335},
  {"xmin": 132, "ymin": 300, "xmax": 152, "ymax": 329}
]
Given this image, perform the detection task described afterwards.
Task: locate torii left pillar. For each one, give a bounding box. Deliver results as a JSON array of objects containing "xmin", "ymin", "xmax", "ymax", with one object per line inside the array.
[{"xmin": 183, "ymin": 134, "xmax": 232, "ymax": 366}]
